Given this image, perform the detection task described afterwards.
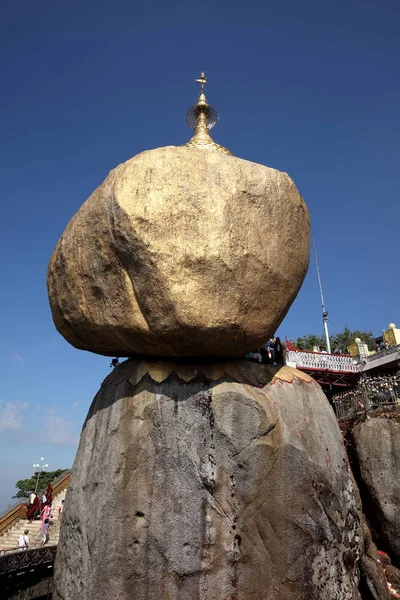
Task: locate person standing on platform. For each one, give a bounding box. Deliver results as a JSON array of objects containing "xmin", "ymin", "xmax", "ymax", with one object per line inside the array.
[{"xmin": 274, "ymin": 337, "xmax": 286, "ymax": 366}]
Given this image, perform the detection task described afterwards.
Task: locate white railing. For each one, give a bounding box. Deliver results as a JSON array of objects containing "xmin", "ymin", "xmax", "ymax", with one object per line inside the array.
[{"xmin": 287, "ymin": 350, "xmax": 360, "ymax": 373}]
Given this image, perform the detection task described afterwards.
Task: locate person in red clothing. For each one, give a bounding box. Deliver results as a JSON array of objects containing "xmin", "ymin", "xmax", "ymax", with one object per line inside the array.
[{"xmin": 44, "ymin": 482, "xmax": 53, "ymax": 507}]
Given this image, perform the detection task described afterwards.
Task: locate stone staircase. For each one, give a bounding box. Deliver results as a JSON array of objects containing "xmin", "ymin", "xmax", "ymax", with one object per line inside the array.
[{"xmin": 0, "ymin": 489, "xmax": 66, "ymax": 551}]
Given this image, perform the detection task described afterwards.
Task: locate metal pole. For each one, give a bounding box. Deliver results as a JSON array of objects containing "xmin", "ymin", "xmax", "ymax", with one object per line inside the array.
[
  {"xmin": 323, "ymin": 319, "xmax": 331, "ymax": 354},
  {"xmin": 34, "ymin": 469, "xmax": 41, "ymax": 495},
  {"xmin": 312, "ymin": 239, "xmax": 331, "ymax": 354},
  {"xmin": 33, "ymin": 458, "xmax": 48, "ymax": 495}
]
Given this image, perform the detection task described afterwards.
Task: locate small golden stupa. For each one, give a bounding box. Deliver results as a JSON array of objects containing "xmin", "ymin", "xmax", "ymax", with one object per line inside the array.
[{"xmin": 183, "ymin": 72, "xmax": 231, "ymax": 155}]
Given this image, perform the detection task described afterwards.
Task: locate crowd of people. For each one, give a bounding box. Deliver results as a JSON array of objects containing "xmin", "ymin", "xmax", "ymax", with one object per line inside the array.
[
  {"xmin": 376, "ymin": 340, "xmax": 392, "ymax": 352},
  {"xmin": 18, "ymin": 481, "xmax": 64, "ymax": 550},
  {"xmin": 245, "ymin": 337, "xmax": 286, "ymax": 366}
]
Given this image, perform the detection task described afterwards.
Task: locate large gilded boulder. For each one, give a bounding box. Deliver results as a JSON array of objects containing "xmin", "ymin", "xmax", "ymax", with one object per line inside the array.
[{"xmin": 47, "ymin": 146, "xmax": 310, "ymax": 357}]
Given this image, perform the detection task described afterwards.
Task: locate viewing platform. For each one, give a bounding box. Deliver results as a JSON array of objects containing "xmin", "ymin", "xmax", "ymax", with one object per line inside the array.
[
  {"xmin": 286, "ymin": 347, "xmax": 360, "ymax": 387},
  {"xmin": 287, "ymin": 349, "xmax": 359, "ymax": 373},
  {"xmin": 286, "ymin": 341, "xmax": 400, "ymax": 387},
  {"xmin": 362, "ymin": 343, "xmax": 400, "ymax": 372}
]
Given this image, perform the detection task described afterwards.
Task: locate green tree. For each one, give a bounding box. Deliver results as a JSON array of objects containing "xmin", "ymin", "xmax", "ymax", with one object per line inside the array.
[
  {"xmin": 294, "ymin": 327, "xmax": 376, "ymax": 354},
  {"xmin": 13, "ymin": 469, "xmax": 68, "ymax": 499},
  {"xmin": 294, "ymin": 334, "xmax": 325, "ymax": 351},
  {"xmin": 331, "ymin": 327, "xmax": 375, "ymax": 354}
]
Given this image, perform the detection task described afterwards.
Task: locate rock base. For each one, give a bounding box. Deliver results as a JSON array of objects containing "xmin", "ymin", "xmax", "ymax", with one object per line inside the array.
[{"xmin": 54, "ymin": 360, "xmax": 363, "ymax": 600}]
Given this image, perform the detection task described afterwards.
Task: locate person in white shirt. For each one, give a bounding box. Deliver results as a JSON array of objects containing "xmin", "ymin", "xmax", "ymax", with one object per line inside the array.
[{"xmin": 18, "ymin": 529, "xmax": 29, "ymax": 550}]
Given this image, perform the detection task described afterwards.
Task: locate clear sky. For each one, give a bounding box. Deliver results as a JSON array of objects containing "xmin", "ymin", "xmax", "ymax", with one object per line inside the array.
[{"xmin": 0, "ymin": 0, "xmax": 399, "ymax": 511}]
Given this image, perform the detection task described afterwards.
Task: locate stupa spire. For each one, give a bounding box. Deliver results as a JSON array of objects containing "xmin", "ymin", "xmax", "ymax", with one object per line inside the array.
[
  {"xmin": 183, "ymin": 71, "xmax": 231, "ymax": 155},
  {"xmin": 195, "ymin": 71, "xmax": 207, "ymax": 94}
]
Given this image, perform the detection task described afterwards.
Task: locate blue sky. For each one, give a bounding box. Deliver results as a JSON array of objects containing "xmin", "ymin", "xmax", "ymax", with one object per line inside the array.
[{"xmin": 0, "ymin": 0, "xmax": 399, "ymax": 511}]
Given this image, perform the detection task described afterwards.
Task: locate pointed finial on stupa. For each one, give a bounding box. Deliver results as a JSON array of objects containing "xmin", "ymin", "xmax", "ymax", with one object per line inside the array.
[
  {"xmin": 183, "ymin": 72, "xmax": 231, "ymax": 154},
  {"xmin": 195, "ymin": 71, "xmax": 207, "ymax": 93}
]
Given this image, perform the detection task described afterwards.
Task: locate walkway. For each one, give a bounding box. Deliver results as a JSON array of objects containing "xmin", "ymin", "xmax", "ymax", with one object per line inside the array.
[{"xmin": 0, "ymin": 472, "xmax": 70, "ymax": 552}]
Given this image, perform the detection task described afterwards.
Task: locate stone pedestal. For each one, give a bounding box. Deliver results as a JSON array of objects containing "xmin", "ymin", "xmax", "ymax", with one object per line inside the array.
[{"xmin": 54, "ymin": 360, "xmax": 363, "ymax": 600}]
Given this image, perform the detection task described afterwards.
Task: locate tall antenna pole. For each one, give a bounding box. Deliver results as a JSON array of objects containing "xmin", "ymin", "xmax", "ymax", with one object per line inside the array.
[{"xmin": 312, "ymin": 239, "xmax": 331, "ymax": 354}]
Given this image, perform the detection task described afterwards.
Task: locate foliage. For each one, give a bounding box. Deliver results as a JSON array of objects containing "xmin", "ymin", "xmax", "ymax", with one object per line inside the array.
[
  {"xmin": 13, "ymin": 469, "xmax": 68, "ymax": 499},
  {"xmin": 294, "ymin": 334, "xmax": 325, "ymax": 351},
  {"xmin": 294, "ymin": 327, "xmax": 376, "ymax": 354},
  {"xmin": 332, "ymin": 327, "xmax": 375, "ymax": 353}
]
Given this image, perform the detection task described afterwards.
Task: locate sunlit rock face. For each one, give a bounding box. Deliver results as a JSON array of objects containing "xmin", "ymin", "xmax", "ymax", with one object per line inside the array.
[
  {"xmin": 47, "ymin": 146, "xmax": 310, "ymax": 357},
  {"xmin": 54, "ymin": 361, "xmax": 363, "ymax": 600}
]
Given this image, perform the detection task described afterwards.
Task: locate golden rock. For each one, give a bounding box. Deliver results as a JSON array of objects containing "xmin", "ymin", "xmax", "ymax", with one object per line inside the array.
[
  {"xmin": 47, "ymin": 75, "xmax": 310, "ymax": 357},
  {"xmin": 47, "ymin": 145, "xmax": 310, "ymax": 357}
]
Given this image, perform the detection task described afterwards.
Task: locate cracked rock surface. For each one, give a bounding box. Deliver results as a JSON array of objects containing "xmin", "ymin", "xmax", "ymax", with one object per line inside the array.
[
  {"xmin": 54, "ymin": 362, "xmax": 363, "ymax": 600},
  {"xmin": 353, "ymin": 417, "xmax": 400, "ymax": 564}
]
